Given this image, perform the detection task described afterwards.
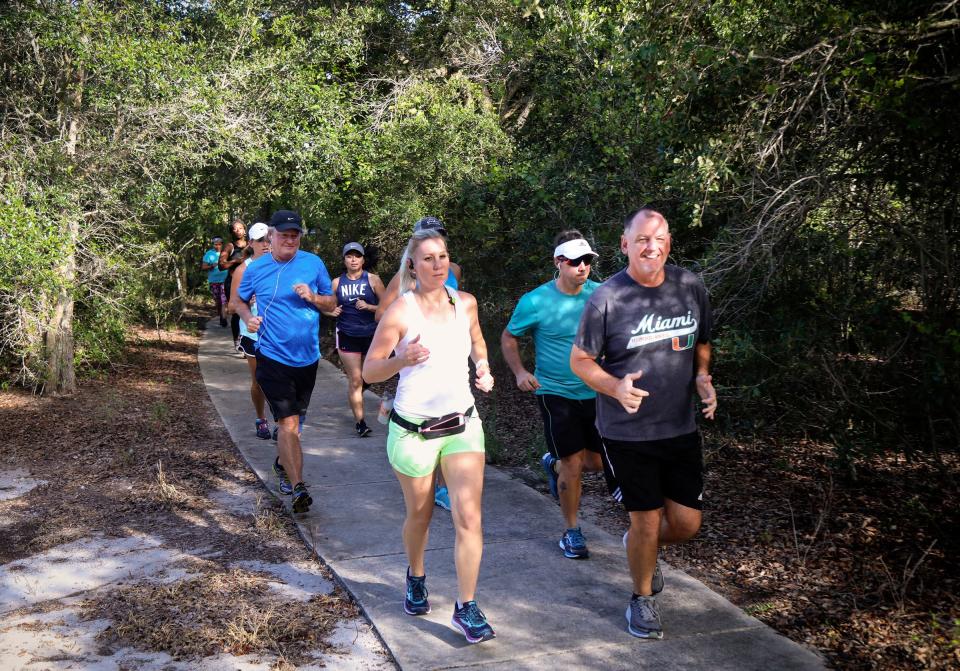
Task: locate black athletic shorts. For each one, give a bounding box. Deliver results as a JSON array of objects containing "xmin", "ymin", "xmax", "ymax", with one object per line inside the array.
[
  {"xmin": 254, "ymin": 352, "xmax": 318, "ymax": 422},
  {"xmin": 237, "ymin": 335, "xmax": 257, "ymax": 358},
  {"xmin": 600, "ymin": 431, "xmax": 703, "ymax": 512},
  {"xmin": 536, "ymin": 394, "xmax": 603, "ymax": 460},
  {"xmin": 336, "ymin": 328, "xmax": 373, "ymax": 355}
]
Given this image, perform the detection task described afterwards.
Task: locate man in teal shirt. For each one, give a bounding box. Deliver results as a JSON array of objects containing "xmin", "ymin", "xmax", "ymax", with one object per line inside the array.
[{"xmin": 501, "ymin": 232, "xmax": 604, "ymax": 559}]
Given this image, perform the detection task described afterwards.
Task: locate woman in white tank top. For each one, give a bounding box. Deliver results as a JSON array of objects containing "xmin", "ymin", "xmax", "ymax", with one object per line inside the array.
[{"xmin": 363, "ymin": 229, "xmax": 497, "ymax": 643}]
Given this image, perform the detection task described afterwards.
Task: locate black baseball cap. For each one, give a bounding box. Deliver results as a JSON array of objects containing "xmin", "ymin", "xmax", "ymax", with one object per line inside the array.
[{"xmin": 270, "ymin": 209, "xmax": 303, "ymax": 232}]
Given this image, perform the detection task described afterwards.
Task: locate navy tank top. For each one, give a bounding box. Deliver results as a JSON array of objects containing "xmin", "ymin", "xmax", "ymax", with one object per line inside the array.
[{"xmin": 336, "ymin": 271, "xmax": 378, "ymax": 337}]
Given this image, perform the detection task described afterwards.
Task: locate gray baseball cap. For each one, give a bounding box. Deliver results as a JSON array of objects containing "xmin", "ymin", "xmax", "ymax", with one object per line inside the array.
[{"xmin": 342, "ymin": 242, "xmax": 365, "ymax": 256}]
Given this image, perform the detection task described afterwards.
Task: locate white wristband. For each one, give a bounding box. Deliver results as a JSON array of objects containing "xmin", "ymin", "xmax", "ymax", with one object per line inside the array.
[{"xmin": 475, "ymin": 358, "xmax": 489, "ymax": 370}]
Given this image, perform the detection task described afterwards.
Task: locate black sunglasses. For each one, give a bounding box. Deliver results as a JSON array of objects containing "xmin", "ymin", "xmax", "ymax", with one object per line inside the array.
[{"xmin": 561, "ymin": 255, "xmax": 594, "ymax": 267}]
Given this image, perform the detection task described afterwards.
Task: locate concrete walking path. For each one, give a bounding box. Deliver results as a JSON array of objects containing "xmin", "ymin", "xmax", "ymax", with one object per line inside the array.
[{"xmin": 199, "ymin": 323, "xmax": 826, "ymax": 670}]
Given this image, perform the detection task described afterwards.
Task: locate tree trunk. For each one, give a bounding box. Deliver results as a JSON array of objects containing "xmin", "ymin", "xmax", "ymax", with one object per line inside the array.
[
  {"xmin": 45, "ymin": 234, "xmax": 77, "ymax": 394},
  {"xmin": 46, "ymin": 50, "xmax": 83, "ymax": 395},
  {"xmin": 175, "ymin": 256, "xmax": 188, "ymax": 317}
]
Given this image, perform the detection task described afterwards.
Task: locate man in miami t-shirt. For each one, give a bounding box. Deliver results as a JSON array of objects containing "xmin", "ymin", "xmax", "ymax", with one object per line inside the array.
[{"xmin": 571, "ymin": 207, "xmax": 717, "ymax": 641}]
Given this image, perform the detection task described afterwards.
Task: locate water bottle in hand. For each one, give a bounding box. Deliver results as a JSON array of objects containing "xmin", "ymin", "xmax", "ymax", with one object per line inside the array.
[{"xmin": 377, "ymin": 392, "xmax": 394, "ymax": 425}]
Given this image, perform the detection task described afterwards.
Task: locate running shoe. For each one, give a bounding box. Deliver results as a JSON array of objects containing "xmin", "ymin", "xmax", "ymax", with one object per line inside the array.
[
  {"xmin": 255, "ymin": 418, "xmax": 271, "ymax": 440},
  {"xmin": 356, "ymin": 419, "xmax": 372, "ymax": 437},
  {"xmin": 451, "ymin": 601, "xmax": 495, "ymax": 644},
  {"xmin": 541, "ymin": 452, "xmax": 559, "ymax": 500},
  {"xmin": 434, "ymin": 485, "xmax": 451, "ymax": 511},
  {"xmin": 559, "ymin": 527, "xmax": 590, "ymax": 559},
  {"xmin": 291, "ymin": 482, "xmax": 312, "ymax": 514},
  {"xmin": 626, "ymin": 595, "xmax": 663, "ymax": 639},
  {"xmin": 622, "ymin": 531, "xmax": 664, "ymax": 594},
  {"xmin": 273, "ymin": 458, "xmax": 293, "ymax": 495},
  {"xmin": 403, "ymin": 568, "xmax": 430, "ymax": 615}
]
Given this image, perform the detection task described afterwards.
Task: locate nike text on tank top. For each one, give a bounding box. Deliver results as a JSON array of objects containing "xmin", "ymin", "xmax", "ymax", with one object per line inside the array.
[
  {"xmin": 394, "ymin": 287, "xmax": 475, "ymax": 418},
  {"xmin": 336, "ymin": 271, "xmax": 378, "ymax": 337}
]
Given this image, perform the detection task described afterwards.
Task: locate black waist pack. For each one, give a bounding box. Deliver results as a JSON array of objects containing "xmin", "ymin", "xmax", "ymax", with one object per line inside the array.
[{"xmin": 390, "ymin": 406, "xmax": 475, "ymax": 440}]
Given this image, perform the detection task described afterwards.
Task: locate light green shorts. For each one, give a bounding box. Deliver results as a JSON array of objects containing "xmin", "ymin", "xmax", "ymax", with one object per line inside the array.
[{"xmin": 387, "ymin": 411, "xmax": 485, "ymax": 478}]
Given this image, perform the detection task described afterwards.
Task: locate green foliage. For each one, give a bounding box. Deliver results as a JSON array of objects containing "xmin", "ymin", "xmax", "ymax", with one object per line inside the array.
[{"xmin": 0, "ymin": 0, "xmax": 956, "ymax": 459}]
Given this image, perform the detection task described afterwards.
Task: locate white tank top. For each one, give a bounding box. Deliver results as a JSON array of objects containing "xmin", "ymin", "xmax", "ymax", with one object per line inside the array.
[{"xmin": 394, "ymin": 287, "xmax": 475, "ymax": 418}]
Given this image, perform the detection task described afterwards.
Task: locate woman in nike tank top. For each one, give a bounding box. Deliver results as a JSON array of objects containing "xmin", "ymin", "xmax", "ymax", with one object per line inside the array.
[
  {"xmin": 324, "ymin": 242, "xmax": 384, "ymax": 437},
  {"xmin": 362, "ymin": 229, "xmax": 497, "ymax": 643}
]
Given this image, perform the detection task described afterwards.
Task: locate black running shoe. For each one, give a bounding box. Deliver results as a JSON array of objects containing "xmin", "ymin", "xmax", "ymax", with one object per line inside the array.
[
  {"xmin": 451, "ymin": 601, "xmax": 495, "ymax": 644},
  {"xmin": 291, "ymin": 482, "xmax": 312, "ymax": 513},
  {"xmin": 356, "ymin": 419, "xmax": 372, "ymax": 437},
  {"xmin": 403, "ymin": 568, "xmax": 430, "ymax": 615}
]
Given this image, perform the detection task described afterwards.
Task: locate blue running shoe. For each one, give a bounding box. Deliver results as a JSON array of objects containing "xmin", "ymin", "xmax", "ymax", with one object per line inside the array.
[
  {"xmin": 403, "ymin": 568, "xmax": 430, "ymax": 615},
  {"xmin": 451, "ymin": 601, "xmax": 495, "ymax": 644},
  {"xmin": 541, "ymin": 452, "xmax": 559, "ymax": 500},
  {"xmin": 256, "ymin": 418, "xmax": 271, "ymax": 440},
  {"xmin": 273, "ymin": 458, "xmax": 293, "ymax": 496},
  {"xmin": 622, "ymin": 531, "xmax": 663, "ymax": 594},
  {"xmin": 291, "ymin": 482, "xmax": 312, "ymax": 514},
  {"xmin": 626, "ymin": 595, "xmax": 663, "ymax": 639},
  {"xmin": 434, "ymin": 485, "xmax": 451, "ymax": 511},
  {"xmin": 559, "ymin": 527, "xmax": 589, "ymax": 559}
]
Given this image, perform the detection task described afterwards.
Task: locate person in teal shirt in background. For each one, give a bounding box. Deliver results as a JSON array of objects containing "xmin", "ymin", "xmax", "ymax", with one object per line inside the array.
[
  {"xmin": 201, "ymin": 236, "xmax": 229, "ymax": 327},
  {"xmin": 501, "ymin": 231, "xmax": 604, "ymax": 559}
]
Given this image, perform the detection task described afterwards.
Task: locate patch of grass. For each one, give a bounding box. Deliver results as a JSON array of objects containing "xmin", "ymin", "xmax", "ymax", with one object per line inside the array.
[
  {"xmin": 744, "ymin": 601, "xmax": 776, "ymax": 616},
  {"xmin": 253, "ymin": 495, "xmax": 290, "ymax": 541},
  {"xmin": 82, "ymin": 569, "xmax": 357, "ymax": 663},
  {"xmin": 154, "ymin": 460, "xmax": 186, "ymax": 505},
  {"xmin": 150, "ymin": 400, "xmax": 170, "ymax": 424}
]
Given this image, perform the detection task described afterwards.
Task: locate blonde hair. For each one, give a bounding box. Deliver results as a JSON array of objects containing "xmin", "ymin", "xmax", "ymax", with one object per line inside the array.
[{"xmin": 398, "ymin": 229, "xmax": 448, "ymax": 293}]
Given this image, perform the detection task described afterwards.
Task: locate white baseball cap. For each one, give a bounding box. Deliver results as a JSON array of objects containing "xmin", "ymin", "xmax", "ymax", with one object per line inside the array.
[
  {"xmin": 554, "ymin": 238, "xmax": 599, "ymax": 260},
  {"xmin": 248, "ymin": 222, "xmax": 269, "ymax": 241}
]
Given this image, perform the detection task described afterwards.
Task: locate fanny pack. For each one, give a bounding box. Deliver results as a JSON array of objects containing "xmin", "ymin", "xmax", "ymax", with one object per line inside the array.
[{"xmin": 390, "ymin": 406, "xmax": 475, "ymax": 440}]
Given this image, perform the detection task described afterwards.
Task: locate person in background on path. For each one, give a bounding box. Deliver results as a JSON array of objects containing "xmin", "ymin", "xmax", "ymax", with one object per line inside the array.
[
  {"xmin": 201, "ymin": 236, "xmax": 229, "ymax": 327},
  {"xmin": 322, "ymin": 242, "xmax": 384, "ymax": 437},
  {"xmin": 220, "ymin": 218, "xmax": 249, "ymax": 349},
  {"xmin": 375, "ymin": 216, "xmax": 462, "ymax": 511},
  {"xmin": 501, "ymin": 230, "xmax": 604, "ymax": 560},
  {"xmin": 362, "ymin": 227, "xmax": 496, "ymax": 644},
  {"xmin": 232, "ymin": 210, "xmax": 337, "ymax": 514},
  {"xmin": 228, "ymin": 222, "xmax": 273, "ymax": 440},
  {"xmin": 570, "ymin": 207, "xmax": 717, "ymax": 640}
]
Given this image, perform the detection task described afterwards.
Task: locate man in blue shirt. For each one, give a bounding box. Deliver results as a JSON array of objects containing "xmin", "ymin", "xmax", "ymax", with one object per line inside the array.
[
  {"xmin": 233, "ymin": 210, "xmax": 337, "ymax": 514},
  {"xmin": 501, "ymin": 231, "xmax": 604, "ymax": 559}
]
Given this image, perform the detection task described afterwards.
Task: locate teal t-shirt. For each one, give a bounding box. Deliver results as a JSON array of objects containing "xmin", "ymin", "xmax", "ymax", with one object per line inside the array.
[
  {"xmin": 203, "ymin": 249, "xmax": 228, "ymax": 284},
  {"xmin": 506, "ymin": 279, "xmax": 599, "ymax": 400}
]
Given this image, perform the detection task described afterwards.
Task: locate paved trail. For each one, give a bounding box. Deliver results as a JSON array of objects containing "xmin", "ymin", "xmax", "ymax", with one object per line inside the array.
[{"xmin": 200, "ymin": 322, "xmax": 827, "ymax": 670}]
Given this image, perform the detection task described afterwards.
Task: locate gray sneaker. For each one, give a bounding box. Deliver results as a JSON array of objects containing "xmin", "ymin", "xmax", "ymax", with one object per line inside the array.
[
  {"xmin": 622, "ymin": 531, "xmax": 663, "ymax": 595},
  {"xmin": 626, "ymin": 595, "xmax": 663, "ymax": 639}
]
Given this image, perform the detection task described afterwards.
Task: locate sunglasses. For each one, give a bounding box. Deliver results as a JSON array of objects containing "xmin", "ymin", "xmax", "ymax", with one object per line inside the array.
[{"xmin": 561, "ymin": 255, "xmax": 594, "ymax": 267}]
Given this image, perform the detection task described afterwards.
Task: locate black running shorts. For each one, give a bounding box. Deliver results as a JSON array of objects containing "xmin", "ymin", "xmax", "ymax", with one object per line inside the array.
[
  {"xmin": 536, "ymin": 394, "xmax": 603, "ymax": 460},
  {"xmin": 335, "ymin": 328, "xmax": 373, "ymax": 355},
  {"xmin": 254, "ymin": 352, "xmax": 318, "ymax": 422},
  {"xmin": 600, "ymin": 431, "xmax": 703, "ymax": 512},
  {"xmin": 237, "ymin": 335, "xmax": 257, "ymax": 358}
]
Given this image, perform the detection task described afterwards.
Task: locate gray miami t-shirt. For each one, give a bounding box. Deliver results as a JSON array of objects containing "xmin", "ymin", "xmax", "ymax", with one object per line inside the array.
[{"xmin": 574, "ymin": 265, "xmax": 712, "ymax": 441}]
